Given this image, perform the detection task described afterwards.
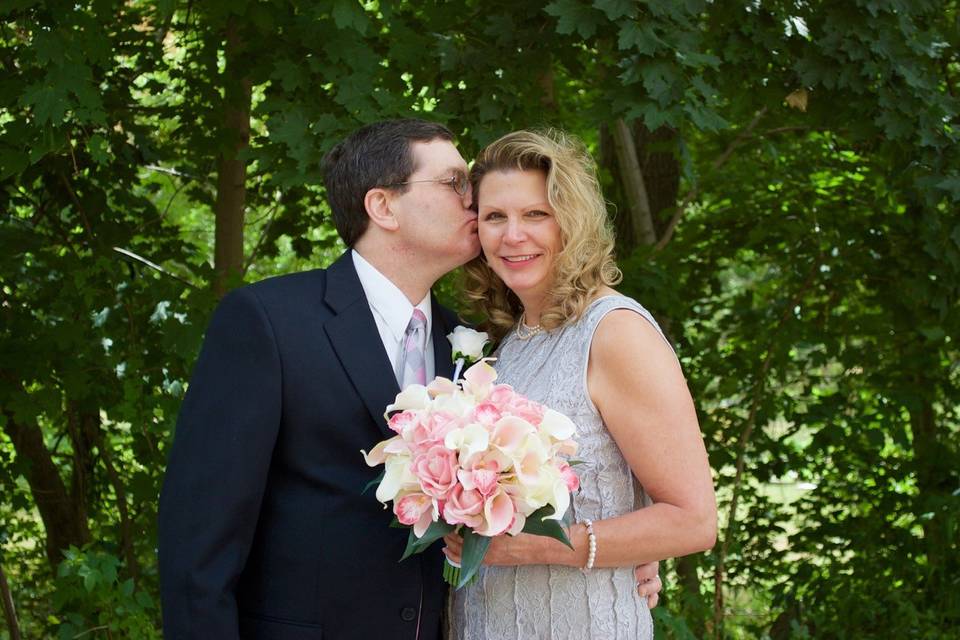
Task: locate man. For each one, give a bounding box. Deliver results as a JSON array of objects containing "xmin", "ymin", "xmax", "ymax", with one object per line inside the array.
[{"xmin": 159, "ymin": 119, "xmax": 659, "ymax": 640}]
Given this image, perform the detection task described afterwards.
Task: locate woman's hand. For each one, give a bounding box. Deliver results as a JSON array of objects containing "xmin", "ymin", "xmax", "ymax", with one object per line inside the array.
[
  {"xmin": 442, "ymin": 531, "xmax": 549, "ymax": 567},
  {"xmin": 443, "ymin": 531, "xmax": 662, "ymax": 608},
  {"xmin": 635, "ymin": 561, "xmax": 661, "ymax": 608}
]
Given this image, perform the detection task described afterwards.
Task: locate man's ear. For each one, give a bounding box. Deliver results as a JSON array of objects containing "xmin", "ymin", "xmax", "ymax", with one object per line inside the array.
[{"xmin": 364, "ymin": 187, "xmax": 400, "ymax": 232}]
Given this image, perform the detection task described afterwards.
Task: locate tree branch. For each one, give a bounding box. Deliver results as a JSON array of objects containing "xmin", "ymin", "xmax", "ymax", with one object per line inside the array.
[
  {"xmin": 0, "ymin": 561, "xmax": 20, "ymax": 640},
  {"xmin": 711, "ymin": 264, "xmax": 817, "ymax": 638},
  {"xmin": 57, "ymin": 173, "xmax": 97, "ymax": 247},
  {"xmin": 98, "ymin": 435, "xmax": 140, "ymax": 583},
  {"xmin": 656, "ymin": 107, "xmax": 768, "ymax": 251},
  {"xmin": 1, "ymin": 405, "xmax": 90, "ymax": 568}
]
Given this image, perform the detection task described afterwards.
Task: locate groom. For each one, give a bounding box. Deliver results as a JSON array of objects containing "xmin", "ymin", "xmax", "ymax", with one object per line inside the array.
[{"xmin": 159, "ymin": 118, "xmax": 659, "ymax": 640}]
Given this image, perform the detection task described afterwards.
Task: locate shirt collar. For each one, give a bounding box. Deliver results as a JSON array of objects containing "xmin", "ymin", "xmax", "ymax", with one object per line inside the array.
[{"xmin": 352, "ymin": 249, "xmax": 432, "ymax": 342}]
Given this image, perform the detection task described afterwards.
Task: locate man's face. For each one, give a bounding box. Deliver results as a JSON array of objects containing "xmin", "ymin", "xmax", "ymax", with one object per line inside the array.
[{"xmin": 389, "ymin": 139, "xmax": 480, "ymax": 269}]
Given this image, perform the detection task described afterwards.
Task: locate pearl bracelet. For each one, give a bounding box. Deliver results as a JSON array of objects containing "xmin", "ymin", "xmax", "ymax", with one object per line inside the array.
[{"xmin": 581, "ymin": 518, "xmax": 597, "ymax": 572}]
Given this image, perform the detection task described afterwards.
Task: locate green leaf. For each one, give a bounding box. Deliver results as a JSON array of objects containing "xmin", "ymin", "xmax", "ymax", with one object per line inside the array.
[
  {"xmin": 0, "ymin": 148, "xmax": 29, "ymax": 181},
  {"xmin": 618, "ymin": 21, "xmax": 662, "ymax": 54},
  {"xmin": 521, "ymin": 506, "xmax": 574, "ymax": 549},
  {"xmin": 594, "ymin": 0, "xmax": 635, "ymax": 21},
  {"xmin": 332, "ymin": 0, "xmax": 369, "ymax": 34},
  {"xmin": 83, "ymin": 568, "xmax": 100, "ymax": 591},
  {"xmin": 400, "ymin": 520, "xmax": 454, "ymax": 561},
  {"xmin": 917, "ymin": 326, "xmax": 945, "ymax": 341},
  {"xmin": 544, "ymin": 0, "xmax": 602, "ymax": 39},
  {"xmin": 361, "ymin": 469, "xmax": 384, "ymax": 495},
  {"xmin": 155, "ymin": 0, "xmax": 177, "ymax": 19},
  {"xmin": 641, "ymin": 60, "xmax": 676, "ymax": 102},
  {"xmin": 20, "ymin": 82, "xmax": 69, "ymax": 125},
  {"xmin": 272, "ymin": 59, "xmax": 304, "ymax": 92},
  {"xmin": 270, "ymin": 109, "xmax": 313, "ymax": 169},
  {"xmin": 935, "ymin": 176, "xmax": 960, "ymax": 201},
  {"xmin": 457, "ymin": 528, "xmax": 492, "ymax": 588},
  {"xmin": 0, "ymin": 0, "xmax": 42, "ymax": 17},
  {"xmin": 86, "ymin": 134, "xmax": 109, "ymax": 165}
]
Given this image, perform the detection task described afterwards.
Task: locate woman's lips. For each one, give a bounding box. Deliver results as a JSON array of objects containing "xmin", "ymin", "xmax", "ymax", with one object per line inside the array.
[{"xmin": 500, "ymin": 254, "xmax": 540, "ymax": 268}]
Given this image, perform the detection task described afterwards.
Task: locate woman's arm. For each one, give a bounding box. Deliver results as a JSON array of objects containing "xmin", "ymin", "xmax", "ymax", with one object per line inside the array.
[{"xmin": 576, "ymin": 307, "xmax": 717, "ymax": 566}]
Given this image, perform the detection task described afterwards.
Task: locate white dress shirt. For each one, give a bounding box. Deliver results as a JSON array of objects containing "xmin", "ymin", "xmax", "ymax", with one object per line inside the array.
[{"xmin": 352, "ymin": 250, "xmax": 435, "ymax": 384}]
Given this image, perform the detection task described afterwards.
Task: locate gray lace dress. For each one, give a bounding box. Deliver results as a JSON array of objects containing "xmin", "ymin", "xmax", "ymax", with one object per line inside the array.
[{"xmin": 447, "ymin": 295, "xmax": 670, "ymax": 640}]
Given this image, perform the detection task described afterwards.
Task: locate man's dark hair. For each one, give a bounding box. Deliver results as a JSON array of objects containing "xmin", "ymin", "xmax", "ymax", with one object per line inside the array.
[{"xmin": 322, "ymin": 118, "xmax": 454, "ymax": 246}]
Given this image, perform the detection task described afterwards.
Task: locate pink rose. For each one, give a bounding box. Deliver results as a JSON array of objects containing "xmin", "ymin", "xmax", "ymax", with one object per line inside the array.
[
  {"xmin": 412, "ymin": 445, "xmax": 459, "ymax": 500},
  {"xmin": 558, "ymin": 461, "xmax": 580, "ymax": 492},
  {"xmin": 442, "ymin": 484, "xmax": 485, "ymax": 528},
  {"xmin": 412, "ymin": 411, "xmax": 458, "ymax": 446},
  {"xmin": 394, "ymin": 492, "xmax": 434, "ymax": 537}
]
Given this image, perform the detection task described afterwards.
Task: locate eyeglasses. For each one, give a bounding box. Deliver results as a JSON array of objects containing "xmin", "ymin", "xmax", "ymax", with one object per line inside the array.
[{"xmin": 384, "ymin": 172, "xmax": 470, "ymax": 196}]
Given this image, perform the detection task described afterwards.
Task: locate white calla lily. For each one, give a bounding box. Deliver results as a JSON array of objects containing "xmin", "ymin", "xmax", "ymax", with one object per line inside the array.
[
  {"xmin": 491, "ymin": 416, "xmax": 536, "ymax": 457},
  {"xmin": 376, "ymin": 454, "xmax": 416, "ymax": 504},
  {"xmin": 540, "ymin": 408, "xmax": 577, "ymax": 441},
  {"xmin": 384, "ymin": 384, "xmax": 430, "ymax": 417}
]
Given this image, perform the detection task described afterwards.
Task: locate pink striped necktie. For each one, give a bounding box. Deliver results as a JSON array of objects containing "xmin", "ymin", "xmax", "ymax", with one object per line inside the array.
[{"xmin": 399, "ymin": 308, "xmax": 427, "ymax": 388}]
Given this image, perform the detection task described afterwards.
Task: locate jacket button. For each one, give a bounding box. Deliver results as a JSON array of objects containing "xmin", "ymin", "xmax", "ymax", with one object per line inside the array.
[{"xmin": 400, "ymin": 606, "xmax": 416, "ymax": 622}]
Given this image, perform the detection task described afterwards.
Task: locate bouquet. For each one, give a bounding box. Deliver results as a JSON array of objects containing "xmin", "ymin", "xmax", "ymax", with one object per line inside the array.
[{"xmin": 361, "ymin": 327, "xmax": 580, "ymax": 588}]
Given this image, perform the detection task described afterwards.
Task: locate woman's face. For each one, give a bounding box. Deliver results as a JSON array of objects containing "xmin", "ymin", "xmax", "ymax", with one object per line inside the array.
[{"xmin": 476, "ymin": 169, "xmax": 563, "ymax": 306}]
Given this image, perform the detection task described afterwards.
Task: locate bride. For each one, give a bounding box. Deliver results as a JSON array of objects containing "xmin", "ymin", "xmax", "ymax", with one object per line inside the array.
[{"xmin": 443, "ymin": 130, "xmax": 716, "ymax": 639}]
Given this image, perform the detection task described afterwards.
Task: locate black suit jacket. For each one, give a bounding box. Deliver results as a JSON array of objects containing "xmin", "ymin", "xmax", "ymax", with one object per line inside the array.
[{"xmin": 159, "ymin": 252, "xmax": 457, "ymax": 639}]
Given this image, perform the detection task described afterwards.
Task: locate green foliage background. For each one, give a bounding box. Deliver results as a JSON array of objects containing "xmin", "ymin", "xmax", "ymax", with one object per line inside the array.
[{"xmin": 1, "ymin": 1, "xmax": 957, "ymax": 638}]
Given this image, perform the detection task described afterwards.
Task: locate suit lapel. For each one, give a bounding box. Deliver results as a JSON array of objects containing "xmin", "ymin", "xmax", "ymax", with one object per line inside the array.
[{"xmin": 323, "ymin": 253, "xmax": 400, "ymax": 439}]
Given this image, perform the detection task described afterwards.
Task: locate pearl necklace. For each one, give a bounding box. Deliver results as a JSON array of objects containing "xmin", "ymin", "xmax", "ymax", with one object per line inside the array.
[{"xmin": 515, "ymin": 312, "xmax": 543, "ymax": 340}]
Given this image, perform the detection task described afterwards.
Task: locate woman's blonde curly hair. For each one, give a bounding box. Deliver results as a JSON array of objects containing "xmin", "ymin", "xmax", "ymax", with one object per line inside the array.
[{"xmin": 463, "ymin": 129, "xmax": 622, "ymax": 341}]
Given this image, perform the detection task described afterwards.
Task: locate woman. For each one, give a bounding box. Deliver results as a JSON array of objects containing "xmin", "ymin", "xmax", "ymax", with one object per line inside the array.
[{"xmin": 443, "ymin": 130, "xmax": 716, "ymax": 639}]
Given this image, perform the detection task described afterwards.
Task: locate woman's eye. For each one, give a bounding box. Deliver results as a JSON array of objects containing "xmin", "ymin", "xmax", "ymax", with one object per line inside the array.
[
  {"xmin": 483, "ymin": 212, "xmax": 505, "ymax": 221},
  {"xmin": 526, "ymin": 210, "xmax": 549, "ymax": 218}
]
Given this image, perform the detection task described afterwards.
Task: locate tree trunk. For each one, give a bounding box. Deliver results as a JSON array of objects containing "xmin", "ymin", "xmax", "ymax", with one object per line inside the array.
[
  {"xmin": 609, "ymin": 118, "xmax": 657, "ymax": 248},
  {"xmin": 598, "ymin": 123, "xmax": 634, "ymax": 255},
  {"xmin": 66, "ymin": 406, "xmax": 98, "ymax": 546},
  {"xmin": 213, "ymin": 16, "xmax": 251, "ymax": 297},
  {"xmin": 0, "ymin": 561, "xmax": 20, "ymax": 640},
  {"xmin": 632, "ymin": 122, "xmax": 680, "ymax": 238},
  {"xmin": 909, "ymin": 367, "xmax": 956, "ymax": 597},
  {"xmin": 675, "ymin": 555, "xmax": 708, "ymax": 636},
  {"xmin": 99, "ymin": 439, "xmax": 141, "ymax": 583},
  {"xmin": 538, "ymin": 61, "xmax": 556, "ymax": 111},
  {"xmin": 2, "ymin": 411, "xmax": 90, "ymax": 568}
]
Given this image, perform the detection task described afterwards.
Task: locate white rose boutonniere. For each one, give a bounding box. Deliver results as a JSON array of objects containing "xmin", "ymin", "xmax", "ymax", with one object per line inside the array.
[
  {"xmin": 447, "ymin": 326, "xmax": 491, "ymax": 365},
  {"xmin": 447, "ymin": 326, "xmax": 492, "ymax": 383}
]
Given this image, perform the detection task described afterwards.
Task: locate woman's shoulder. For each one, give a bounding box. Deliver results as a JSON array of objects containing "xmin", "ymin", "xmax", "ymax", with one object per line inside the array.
[
  {"xmin": 585, "ymin": 289, "xmax": 673, "ymax": 352},
  {"xmin": 584, "ymin": 289, "xmax": 656, "ymax": 322}
]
